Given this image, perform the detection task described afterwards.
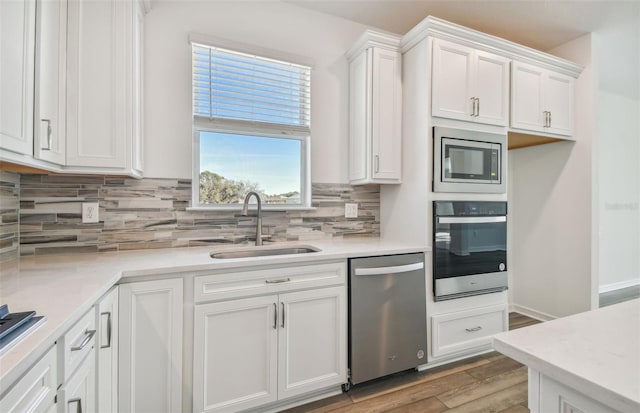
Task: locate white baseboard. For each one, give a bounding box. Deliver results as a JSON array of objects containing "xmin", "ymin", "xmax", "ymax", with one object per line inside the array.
[
  {"xmin": 509, "ymin": 303, "xmax": 556, "ymax": 322},
  {"xmin": 599, "ymin": 279, "xmax": 640, "ymax": 294}
]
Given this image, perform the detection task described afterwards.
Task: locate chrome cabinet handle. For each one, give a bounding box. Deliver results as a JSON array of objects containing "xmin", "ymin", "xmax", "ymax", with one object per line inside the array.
[
  {"xmin": 548, "ymin": 111, "xmax": 552, "ymax": 127},
  {"xmin": 71, "ymin": 329, "xmax": 96, "ymax": 351},
  {"xmin": 100, "ymin": 312, "xmax": 111, "ymax": 349},
  {"xmin": 281, "ymin": 302, "xmax": 285, "ymax": 328},
  {"xmin": 68, "ymin": 398, "xmax": 82, "ymax": 413},
  {"xmin": 265, "ymin": 278, "xmax": 290, "ymax": 284},
  {"xmin": 469, "ymin": 97, "xmax": 479, "ymax": 117},
  {"xmin": 374, "ymin": 155, "xmax": 380, "ymax": 173},
  {"xmin": 41, "ymin": 119, "xmax": 52, "ymax": 150},
  {"xmin": 273, "ymin": 303, "xmax": 277, "ymax": 329},
  {"xmin": 465, "ymin": 326, "xmax": 483, "ymax": 333}
]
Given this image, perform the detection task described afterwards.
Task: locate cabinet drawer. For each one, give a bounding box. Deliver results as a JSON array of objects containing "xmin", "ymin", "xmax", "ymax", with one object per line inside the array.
[
  {"xmin": 0, "ymin": 346, "xmax": 57, "ymax": 413},
  {"xmin": 432, "ymin": 304, "xmax": 507, "ymax": 358},
  {"xmin": 58, "ymin": 348, "xmax": 95, "ymax": 413},
  {"xmin": 194, "ymin": 262, "xmax": 346, "ymax": 303},
  {"xmin": 59, "ymin": 308, "xmax": 96, "ymax": 383}
]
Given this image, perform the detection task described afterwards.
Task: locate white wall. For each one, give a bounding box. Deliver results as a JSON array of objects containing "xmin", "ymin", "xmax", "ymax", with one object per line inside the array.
[
  {"xmin": 508, "ymin": 34, "xmax": 594, "ymax": 319},
  {"xmin": 143, "ymin": 0, "xmax": 368, "ymax": 182},
  {"xmin": 592, "ymin": 13, "xmax": 640, "ymax": 292}
]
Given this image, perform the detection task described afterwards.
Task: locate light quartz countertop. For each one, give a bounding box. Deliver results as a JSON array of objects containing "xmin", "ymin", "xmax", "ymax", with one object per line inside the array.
[
  {"xmin": 0, "ymin": 238, "xmax": 427, "ymax": 392},
  {"xmin": 493, "ymin": 299, "xmax": 640, "ymax": 412}
]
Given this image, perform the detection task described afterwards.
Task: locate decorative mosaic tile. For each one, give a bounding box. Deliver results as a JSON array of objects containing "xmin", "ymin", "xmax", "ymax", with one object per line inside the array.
[
  {"xmin": 17, "ymin": 175, "xmax": 380, "ymax": 256},
  {"xmin": 0, "ymin": 172, "xmax": 20, "ymax": 263}
]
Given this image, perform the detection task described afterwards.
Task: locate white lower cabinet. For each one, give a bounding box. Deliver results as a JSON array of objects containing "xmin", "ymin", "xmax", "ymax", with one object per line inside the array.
[
  {"xmin": 530, "ymin": 370, "xmax": 617, "ymax": 413},
  {"xmin": 56, "ymin": 307, "xmax": 97, "ymax": 413},
  {"xmin": 278, "ymin": 288, "xmax": 346, "ymax": 400},
  {"xmin": 0, "ymin": 346, "xmax": 57, "ymax": 413},
  {"xmin": 118, "ymin": 278, "xmax": 183, "ymax": 413},
  {"xmin": 431, "ymin": 303, "xmax": 508, "ymax": 360},
  {"xmin": 193, "ymin": 295, "xmax": 278, "ymax": 412},
  {"xmin": 58, "ymin": 348, "xmax": 96, "ymax": 413},
  {"xmin": 193, "ymin": 263, "xmax": 347, "ymax": 413},
  {"xmin": 95, "ymin": 287, "xmax": 118, "ymax": 413}
]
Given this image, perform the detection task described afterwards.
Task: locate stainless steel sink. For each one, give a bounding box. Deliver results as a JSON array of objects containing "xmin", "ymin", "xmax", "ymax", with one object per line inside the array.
[{"xmin": 210, "ymin": 245, "xmax": 321, "ymax": 259}]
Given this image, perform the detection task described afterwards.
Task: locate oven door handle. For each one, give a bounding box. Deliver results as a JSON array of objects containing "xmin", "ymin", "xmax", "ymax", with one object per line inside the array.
[
  {"xmin": 438, "ymin": 216, "xmax": 506, "ymax": 224},
  {"xmin": 354, "ymin": 262, "xmax": 424, "ymax": 276}
]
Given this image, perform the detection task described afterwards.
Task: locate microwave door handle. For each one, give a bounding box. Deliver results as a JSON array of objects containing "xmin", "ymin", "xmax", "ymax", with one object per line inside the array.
[{"xmin": 438, "ymin": 216, "xmax": 507, "ymax": 224}]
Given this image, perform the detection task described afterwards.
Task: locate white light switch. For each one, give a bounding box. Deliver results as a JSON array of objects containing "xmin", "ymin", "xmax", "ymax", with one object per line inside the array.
[
  {"xmin": 82, "ymin": 203, "xmax": 99, "ymax": 223},
  {"xmin": 345, "ymin": 203, "xmax": 358, "ymax": 218}
]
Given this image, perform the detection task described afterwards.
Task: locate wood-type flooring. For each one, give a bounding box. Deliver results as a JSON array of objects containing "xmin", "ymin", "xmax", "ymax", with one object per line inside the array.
[{"xmin": 282, "ymin": 313, "xmax": 541, "ymax": 413}]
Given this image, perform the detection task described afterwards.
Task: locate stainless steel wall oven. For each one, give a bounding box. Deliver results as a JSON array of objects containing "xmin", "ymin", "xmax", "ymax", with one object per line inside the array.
[{"xmin": 433, "ymin": 201, "xmax": 508, "ymax": 301}]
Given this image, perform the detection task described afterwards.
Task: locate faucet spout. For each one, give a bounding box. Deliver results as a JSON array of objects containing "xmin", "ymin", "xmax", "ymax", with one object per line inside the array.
[{"xmin": 241, "ymin": 191, "xmax": 263, "ymax": 246}]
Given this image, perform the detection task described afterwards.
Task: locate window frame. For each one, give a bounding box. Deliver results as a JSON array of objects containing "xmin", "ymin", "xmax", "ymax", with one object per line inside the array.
[{"xmin": 189, "ymin": 35, "xmax": 313, "ymax": 210}]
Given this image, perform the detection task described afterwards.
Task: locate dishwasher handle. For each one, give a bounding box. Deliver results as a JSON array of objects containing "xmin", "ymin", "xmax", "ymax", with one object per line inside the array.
[{"xmin": 354, "ymin": 262, "xmax": 424, "ymax": 276}]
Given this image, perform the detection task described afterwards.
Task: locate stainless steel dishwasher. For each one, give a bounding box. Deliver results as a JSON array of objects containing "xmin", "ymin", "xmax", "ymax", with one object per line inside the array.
[{"xmin": 347, "ymin": 253, "xmax": 427, "ymax": 387}]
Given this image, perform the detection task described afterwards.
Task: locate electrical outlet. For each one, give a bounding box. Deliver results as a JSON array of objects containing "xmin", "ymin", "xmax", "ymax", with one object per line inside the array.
[
  {"xmin": 345, "ymin": 203, "xmax": 358, "ymax": 218},
  {"xmin": 82, "ymin": 203, "xmax": 99, "ymax": 223}
]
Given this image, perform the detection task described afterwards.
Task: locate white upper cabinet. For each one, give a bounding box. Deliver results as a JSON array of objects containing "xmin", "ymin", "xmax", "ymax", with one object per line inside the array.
[
  {"xmin": 34, "ymin": 0, "xmax": 66, "ymax": 165},
  {"xmin": 0, "ymin": 0, "xmax": 36, "ymax": 156},
  {"xmin": 347, "ymin": 30, "xmax": 402, "ymax": 185},
  {"xmin": 432, "ymin": 38, "xmax": 510, "ymax": 126},
  {"xmin": 66, "ymin": 0, "xmax": 143, "ymax": 175},
  {"xmin": 0, "ymin": 0, "xmax": 145, "ymax": 176},
  {"xmin": 511, "ymin": 60, "xmax": 574, "ymax": 137}
]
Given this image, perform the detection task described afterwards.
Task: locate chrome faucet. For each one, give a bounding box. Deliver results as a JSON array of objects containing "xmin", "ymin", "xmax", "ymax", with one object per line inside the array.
[{"xmin": 241, "ymin": 191, "xmax": 263, "ymax": 246}]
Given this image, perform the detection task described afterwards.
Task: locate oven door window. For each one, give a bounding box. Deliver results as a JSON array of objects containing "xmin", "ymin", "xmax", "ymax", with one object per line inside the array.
[{"xmin": 434, "ymin": 219, "xmax": 507, "ymax": 279}]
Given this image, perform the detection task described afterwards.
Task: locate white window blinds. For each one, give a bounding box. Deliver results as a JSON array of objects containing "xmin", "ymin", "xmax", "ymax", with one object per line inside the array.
[{"xmin": 192, "ymin": 44, "xmax": 311, "ymax": 133}]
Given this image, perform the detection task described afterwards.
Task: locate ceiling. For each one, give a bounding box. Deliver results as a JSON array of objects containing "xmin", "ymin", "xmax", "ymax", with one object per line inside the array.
[{"xmin": 285, "ymin": 0, "xmax": 640, "ymax": 51}]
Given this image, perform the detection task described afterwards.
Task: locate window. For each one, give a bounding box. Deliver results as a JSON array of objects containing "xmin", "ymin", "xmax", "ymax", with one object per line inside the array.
[{"xmin": 191, "ymin": 39, "xmax": 311, "ymax": 208}]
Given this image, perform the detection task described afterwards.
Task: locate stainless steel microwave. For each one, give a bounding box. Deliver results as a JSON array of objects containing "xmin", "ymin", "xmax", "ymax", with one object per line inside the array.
[{"xmin": 433, "ymin": 127, "xmax": 507, "ymax": 193}]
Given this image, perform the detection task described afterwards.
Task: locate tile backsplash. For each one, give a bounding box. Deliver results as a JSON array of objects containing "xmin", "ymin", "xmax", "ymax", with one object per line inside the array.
[
  {"xmin": 0, "ymin": 171, "xmax": 20, "ymax": 262},
  {"xmin": 16, "ymin": 174, "xmax": 380, "ymax": 257}
]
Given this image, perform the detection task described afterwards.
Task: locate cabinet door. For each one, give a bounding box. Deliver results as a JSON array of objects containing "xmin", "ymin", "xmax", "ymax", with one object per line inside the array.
[
  {"xmin": 431, "ymin": 38, "xmax": 474, "ymax": 121},
  {"xmin": 66, "ymin": 0, "xmax": 127, "ymax": 168},
  {"xmin": 0, "ymin": 0, "xmax": 35, "ymax": 155},
  {"xmin": 278, "ymin": 286, "xmax": 346, "ymax": 400},
  {"xmin": 193, "ymin": 296, "xmax": 278, "ymax": 413},
  {"xmin": 348, "ymin": 49, "xmax": 370, "ymax": 183},
  {"xmin": 119, "ymin": 279, "xmax": 183, "ymax": 413},
  {"xmin": 33, "ymin": 0, "xmax": 66, "ymax": 165},
  {"xmin": 130, "ymin": 0, "xmax": 144, "ymax": 174},
  {"xmin": 58, "ymin": 348, "xmax": 96, "ymax": 413},
  {"xmin": 474, "ymin": 51, "xmax": 509, "ymax": 126},
  {"xmin": 537, "ymin": 372, "xmax": 617, "ymax": 413},
  {"xmin": 511, "ymin": 61, "xmax": 545, "ymax": 132},
  {"xmin": 96, "ymin": 287, "xmax": 118, "ymax": 413},
  {"xmin": 371, "ymin": 47, "xmax": 402, "ymax": 182},
  {"xmin": 0, "ymin": 346, "xmax": 57, "ymax": 413},
  {"xmin": 545, "ymin": 72, "xmax": 574, "ymax": 136}
]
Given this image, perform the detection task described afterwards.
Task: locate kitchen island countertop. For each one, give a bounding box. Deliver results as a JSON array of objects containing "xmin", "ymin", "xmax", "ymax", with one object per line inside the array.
[
  {"xmin": 0, "ymin": 238, "xmax": 427, "ymax": 392},
  {"xmin": 493, "ymin": 298, "xmax": 640, "ymax": 412}
]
